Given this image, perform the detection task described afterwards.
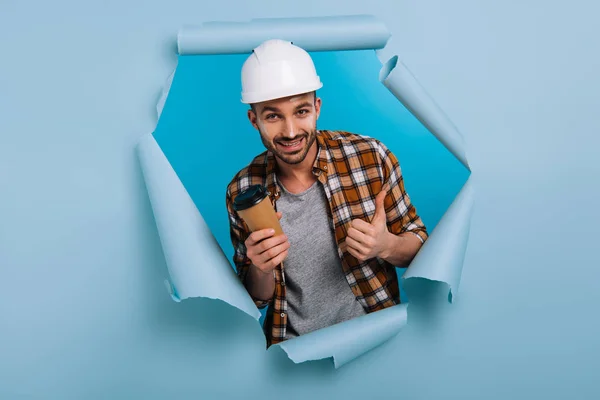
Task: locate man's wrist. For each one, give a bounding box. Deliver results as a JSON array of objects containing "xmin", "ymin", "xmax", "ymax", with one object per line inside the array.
[
  {"xmin": 379, "ymin": 231, "xmax": 398, "ymax": 261},
  {"xmin": 246, "ymin": 263, "xmax": 276, "ymax": 303},
  {"xmin": 249, "ymin": 263, "xmax": 273, "ymax": 278},
  {"xmin": 379, "ymin": 231, "xmax": 423, "ymax": 267}
]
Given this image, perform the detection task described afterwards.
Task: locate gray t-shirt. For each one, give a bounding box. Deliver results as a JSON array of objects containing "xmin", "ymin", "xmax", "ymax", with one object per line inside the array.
[{"xmin": 276, "ymin": 179, "xmax": 367, "ymax": 340}]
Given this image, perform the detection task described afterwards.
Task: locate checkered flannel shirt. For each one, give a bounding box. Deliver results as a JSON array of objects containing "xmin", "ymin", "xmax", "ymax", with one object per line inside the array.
[{"xmin": 225, "ymin": 130, "xmax": 428, "ymax": 347}]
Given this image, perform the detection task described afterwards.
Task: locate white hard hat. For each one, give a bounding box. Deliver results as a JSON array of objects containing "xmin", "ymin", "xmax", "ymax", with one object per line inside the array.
[{"xmin": 240, "ymin": 39, "xmax": 323, "ymax": 104}]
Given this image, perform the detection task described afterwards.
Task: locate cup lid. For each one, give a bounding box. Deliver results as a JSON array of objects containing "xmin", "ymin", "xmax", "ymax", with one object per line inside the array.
[{"xmin": 232, "ymin": 184, "xmax": 269, "ymax": 211}]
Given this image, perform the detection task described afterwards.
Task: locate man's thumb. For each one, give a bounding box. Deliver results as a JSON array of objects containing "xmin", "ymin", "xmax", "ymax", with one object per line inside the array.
[{"xmin": 373, "ymin": 184, "xmax": 389, "ymax": 222}]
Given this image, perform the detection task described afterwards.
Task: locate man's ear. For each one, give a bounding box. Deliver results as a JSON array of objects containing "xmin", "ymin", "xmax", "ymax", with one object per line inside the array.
[
  {"xmin": 247, "ymin": 108, "xmax": 259, "ymax": 130},
  {"xmin": 314, "ymin": 96, "xmax": 322, "ymax": 120}
]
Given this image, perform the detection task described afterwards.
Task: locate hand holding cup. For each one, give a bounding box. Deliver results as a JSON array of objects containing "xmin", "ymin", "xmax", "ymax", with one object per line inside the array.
[{"xmin": 244, "ymin": 211, "xmax": 289, "ymax": 274}]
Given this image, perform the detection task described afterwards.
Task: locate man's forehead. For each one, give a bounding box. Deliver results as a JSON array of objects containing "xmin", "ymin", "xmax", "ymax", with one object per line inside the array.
[{"xmin": 287, "ymin": 94, "xmax": 308, "ymax": 102}]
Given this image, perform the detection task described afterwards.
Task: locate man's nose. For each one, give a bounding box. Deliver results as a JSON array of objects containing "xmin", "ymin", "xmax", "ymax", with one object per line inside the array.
[{"xmin": 282, "ymin": 120, "xmax": 298, "ymax": 138}]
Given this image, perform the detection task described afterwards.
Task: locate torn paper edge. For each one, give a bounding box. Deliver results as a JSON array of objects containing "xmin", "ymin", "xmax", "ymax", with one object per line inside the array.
[
  {"xmin": 402, "ymin": 178, "xmax": 473, "ymax": 303},
  {"xmin": 156, "ymin": 66, "xmax": 176, "ymax": 119},
  {"xmin": 177, "ymin": 14, "xmax": 391, "ymax": 55},
  {"xmin": 379, "ymin": 55, "xmax": 470, "ymax": 169},
  {"xmin": 136, "ymin": 133, "xmax": 261, "ymax": 321},
  {"xmin": 273, "ymin": 304, "xmax": 408, "ymax": 368},
  {"xmin": 136, "ymin": 14, "xmax": 473, "ymax": 369},
  {"xmin": 379, "ymin": 54, "xmax": 474, "ymax": 304}
]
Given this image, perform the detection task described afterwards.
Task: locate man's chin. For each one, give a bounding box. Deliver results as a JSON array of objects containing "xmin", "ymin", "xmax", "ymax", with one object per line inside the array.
[
  {"xmin": 275, "ymin": 149, "xmax": 308, "ymax": 165},
  {"xmin": 277, "ymin": 155, "xmax": 305, "ymax": 165}
]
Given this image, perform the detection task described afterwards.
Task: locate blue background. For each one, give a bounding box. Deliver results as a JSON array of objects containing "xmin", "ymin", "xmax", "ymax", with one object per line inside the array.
[
  {"xmin": 152, "ymin": 51, "xmax": 469, "ymax": 315},
  {"xmin": 1, "ymin": 1, "xmax": 599, "ymax": 399}
]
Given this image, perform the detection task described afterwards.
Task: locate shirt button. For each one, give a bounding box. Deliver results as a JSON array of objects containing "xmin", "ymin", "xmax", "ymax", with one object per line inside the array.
[
  {"xmin": 323, "ymin": 165, "xmax": 328, "ymax": 170},
  {"xmin": 281, "ymin": 281, "xmax": 285, "ymax": 286},
  {"xmin": 280, "ymin": 313, "xmax": 286, "ymax": 317}
]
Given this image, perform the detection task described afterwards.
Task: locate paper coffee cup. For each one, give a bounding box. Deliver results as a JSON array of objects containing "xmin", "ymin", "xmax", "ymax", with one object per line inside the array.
[{"xmin": 233, "ymin": 184, "xmax": 284, "ymax": 236}]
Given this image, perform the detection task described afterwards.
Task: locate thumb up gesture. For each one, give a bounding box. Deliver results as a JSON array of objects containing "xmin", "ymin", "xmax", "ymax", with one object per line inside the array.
[{"xmin": 345, "ymin": 184, "xmax": 392, "ymax": 262}]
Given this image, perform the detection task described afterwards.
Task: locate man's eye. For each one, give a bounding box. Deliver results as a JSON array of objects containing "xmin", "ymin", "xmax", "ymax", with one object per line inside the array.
[
  {"xmin": 266, "ymin": 114, "xmax": 278, "ymax": 120},
  {"xmin": 297, "ymin": 109, "xmax": 308, "ymax": 115}
]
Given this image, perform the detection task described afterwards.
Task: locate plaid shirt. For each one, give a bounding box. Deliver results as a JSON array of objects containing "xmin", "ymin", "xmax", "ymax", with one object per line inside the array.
[{"xmin": 225, "ymin": 130, "xmax": 428, "ymax": 347}]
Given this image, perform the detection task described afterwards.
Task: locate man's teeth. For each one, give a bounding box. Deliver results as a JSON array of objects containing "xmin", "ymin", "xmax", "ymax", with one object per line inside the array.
[{"xmin": 281, "ymin": 139, "xmax": 301, "ymax": 147}]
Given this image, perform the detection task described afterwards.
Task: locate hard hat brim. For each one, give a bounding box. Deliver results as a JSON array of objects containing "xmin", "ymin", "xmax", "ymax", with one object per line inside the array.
[{"xmin": 241, "ymin": 81, "xmax": 323, "ymax": 104}]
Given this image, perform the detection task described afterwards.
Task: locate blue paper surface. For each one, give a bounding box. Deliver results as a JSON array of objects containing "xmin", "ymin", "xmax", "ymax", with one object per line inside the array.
[
  {"xmin": 381, "ymin": 56, "xmax": 469, "ymax": 169},
  {"xmin": 178, "ymin": 15, "xmax": 391, "ymax": 54},
  {"xmin": 402, "ymin": 178, "xmax": 474, "ymax": 302},
  {"xmin": 4, "ymin": 2, "xmax": 600, "ymax": 397},
  {"xmin": 137, "ymin": 133, "xmax": 261, "ymax": 319},
  {"xmin": 275, "ymin": 304, "xmax": 408, "ymax": 368},
  {"xmin": 378, "ymin": 55, "xmax": 474, "ymax": 299}
]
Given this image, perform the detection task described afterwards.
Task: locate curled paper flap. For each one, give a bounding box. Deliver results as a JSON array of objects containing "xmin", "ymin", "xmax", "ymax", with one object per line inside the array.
[
  {"xmin": 274, "ymin": 304, "xmax": 408, "ymax": 368},
  {"xmin": 136, "ymin": 133, "xmax": 261, "ymax": 320},
  {"xmin": 156, "ymin": 66, "xmax": 176, "ymax": 119},
  {"xmin": 403, "ymin": 178, "xmax": 474, "ymax": 302},
  {"xmin": 178, "ymin": 14, "xmax": 391, "ymax": 55},
  {"xmin": 380, "ymin": 55, "xmax": 470, "ymax": 169}
]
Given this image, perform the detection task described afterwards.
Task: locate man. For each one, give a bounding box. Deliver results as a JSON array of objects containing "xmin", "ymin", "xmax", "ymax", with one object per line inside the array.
[{"xmin": 225, "ymin": 39, "xmax": 428, "ymax": 347}]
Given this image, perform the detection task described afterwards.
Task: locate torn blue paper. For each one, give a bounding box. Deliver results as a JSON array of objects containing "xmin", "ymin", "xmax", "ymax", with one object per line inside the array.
[
  {"xmin": 275, "ymin": 304, "xmax": 408, "ymax": 368},
  {"xmin": 178, "ymin": 14, "xmax": 391, "ymax": 55},
  {"xmin": 380, "ymin": 56, "xmax": 470, "ymax": 169},
  {"xmin": 136, "ymin": 14, "xmax": 472, "ymax": 368},
  {"xmin": 137, "ymin": 133, "xmax": 261, "ymax": 320},
  {"xmin": 402, "ymin": 178, "xmax": 474, "ymax": 302},
  {"xmin": 156, "ymin": 67, "xmax": 175, "ymax": 118},
  {"xmin": 379, "ymin": 54, "xmax": 474, "ymax": 301}
]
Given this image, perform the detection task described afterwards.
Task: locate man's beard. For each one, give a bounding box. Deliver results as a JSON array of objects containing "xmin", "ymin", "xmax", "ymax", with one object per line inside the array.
[{"xmin": 261, "ymin": 128, "xmax": 318, "ymax": 165}]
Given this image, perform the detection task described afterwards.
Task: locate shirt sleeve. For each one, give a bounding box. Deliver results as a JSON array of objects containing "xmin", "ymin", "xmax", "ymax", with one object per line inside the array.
[
  {"xmin": 376, "ymin": 141, "xmax": 429, "ymax": 243},
  {"xmin": 226, "ymin": 186, "xmax": 272, "ymax": 309}
]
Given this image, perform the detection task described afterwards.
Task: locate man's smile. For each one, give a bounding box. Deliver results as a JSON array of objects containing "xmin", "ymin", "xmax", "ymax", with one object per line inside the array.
[{"xmin": 277, "ymin": 136, "xmax": 305, "ymax": 153}]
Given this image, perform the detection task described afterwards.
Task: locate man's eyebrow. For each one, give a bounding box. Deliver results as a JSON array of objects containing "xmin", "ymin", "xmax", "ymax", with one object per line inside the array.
[
  {"xmin": 259, "ymin": 102, "xmax": 312, "ymax": 114},
  {"xmin": 260, "ymin": 106, "xmax": 280, "ymax": 114},
  {"xmin": 295, "ymin": 102, "xmax": 313, "ymax": 110}
]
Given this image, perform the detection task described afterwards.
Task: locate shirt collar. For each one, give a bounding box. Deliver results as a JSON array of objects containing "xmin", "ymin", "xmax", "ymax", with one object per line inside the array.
[{"xmin": 313, "ymin": 131, "xmax": 329, "ymax": 173}]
